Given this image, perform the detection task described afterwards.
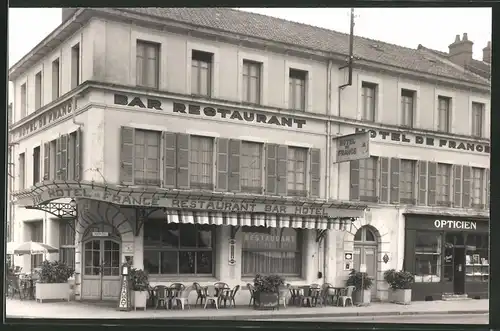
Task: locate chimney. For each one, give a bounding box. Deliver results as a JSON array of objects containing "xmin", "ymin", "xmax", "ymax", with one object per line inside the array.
[
  {"xmin": 448, "ymin": 33, "xmax": 473, "ymax": 66},
  {"xmin": 62, "ymin": 8, "xmax": 79, "ymax": 23},
  {"xmin": 483, "ymin": 41, "xmax": 491, "ymax": 63}
]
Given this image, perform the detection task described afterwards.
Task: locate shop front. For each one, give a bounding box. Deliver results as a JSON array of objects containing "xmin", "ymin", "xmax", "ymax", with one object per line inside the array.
[{"xmin": 403, "ymin": 213, "xmax": 489, "ymax": 301}]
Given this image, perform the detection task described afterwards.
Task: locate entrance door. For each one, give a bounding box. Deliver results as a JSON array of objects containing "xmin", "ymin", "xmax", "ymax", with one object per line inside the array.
[
  {"xmin": 445, "ymin": 233, "xmax": 465, "ymax": 295},
  {"xmin": 81, "ymin": 239, "xmax": 121, "ymax": 300},
  {"xmin": 353, "ymin": 226, "xmax": 378, "ymax": 299}
]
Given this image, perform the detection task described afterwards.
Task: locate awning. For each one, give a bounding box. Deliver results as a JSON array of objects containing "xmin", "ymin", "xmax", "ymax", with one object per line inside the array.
[{"xmin": 164, "ymin": 210, "xmax": 352, "ymax": 230}]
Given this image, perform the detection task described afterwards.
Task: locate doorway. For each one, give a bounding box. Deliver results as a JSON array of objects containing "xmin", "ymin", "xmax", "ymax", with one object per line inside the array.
[
  {"xmin": 444, "ymin": 233, "xmax": 465, "ymax": 295},
  {"xmin": 81, "ymin": 239, "xmax": 121, "ymax": 300},
  {"xmin": 353, "ymin": 226, "xmax": 378, "ymax": 299}
]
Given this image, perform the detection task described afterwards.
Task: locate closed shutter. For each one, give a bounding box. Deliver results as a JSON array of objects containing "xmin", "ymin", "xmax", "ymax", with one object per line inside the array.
[
  {"xmin": 55, "ymin": 136, "xmax": 62, "ymax": 180},
  {"xmin": 215, "ymin": 138, "xmax": 229, "ymax": 191},
  {"xmin": 462, "ymin": 166, "xmax": 471, "ymax": 208},
  {"xmin": 453, "ymin": 165, "xmax": 462, "ymax": 208},
  {"xmin": 75, "ymin": 128, "xmax": 82, "ymax": 181},
  {"xmin": 60, "ymin": 134, "xmax": 69, "ymax": 180},
  {"xmin": 228, "ymin": 139, "xmax": 241, "ymax": 192},
  {"xmin": 310, "ymin": 148, "xmax": 320, "ymax": 197},
  {"xmin": 176, "ymin": 133, "xmax": 190, "ymax": 189},
  {"xmin": 390, "ymin": 158, "xmax": 400, "ymax": 204},
  {"xmin": 266, "ymin": 144, "xmax": 277, "ymax": 195},
  {"xmin": 485, "ymin": 169, "xmax": 490, "ymax": 209},
  {"xmin": 350, "ymin": 160, "xmax": 360, "ymax": 201},
  {"xmin": 43, "ymin": 142, "xmax": 50, "ymax": 180},
  {"xmin": 379, "ymin": 157, "xmax": 389, "ymax": 203},
  {"xmin": 427, "ymin": 162, "xmax": 437, "ymax": 206},
  {"xmin": 120, "ymin": 126, "xmax": 135, "ymax": 185},
  {"xmin": 417, "ymin": 161, "xmax": 427, "ymax": 205},
  {"xmin": 276, "ymin": 145, "xmax": 288, "ymax": 196},
  {"xmin": 163, "ymin": 132, "xmax": 177, "ymax": 188}
]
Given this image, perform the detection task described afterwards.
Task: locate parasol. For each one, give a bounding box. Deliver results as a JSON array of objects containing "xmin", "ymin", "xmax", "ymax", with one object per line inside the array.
[{"xmin": 12, "ymin": 241, "xmax": 59, "ymax": 255}]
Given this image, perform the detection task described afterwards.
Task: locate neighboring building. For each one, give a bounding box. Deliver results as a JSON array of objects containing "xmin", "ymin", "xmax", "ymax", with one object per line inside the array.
[{"xmin": 9, "ymin": 8, "xmax": 490, "ymax": 303}]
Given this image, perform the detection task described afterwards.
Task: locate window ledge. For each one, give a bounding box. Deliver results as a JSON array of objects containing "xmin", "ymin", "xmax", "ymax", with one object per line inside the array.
[
  {"xmin": 241, "ymin": 276, "xmax": 306, "ymax": 285},
  {"xmin": 149, "ymin": 276, "xmax": 218, "ymax": 285}
]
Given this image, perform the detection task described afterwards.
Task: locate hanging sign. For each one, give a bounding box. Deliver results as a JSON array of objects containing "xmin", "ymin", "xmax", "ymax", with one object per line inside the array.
[
  {"xmin": 344, "ymin": 252, "xmax": 353, "ymax": 261},
  {"xmin": 344, "ymin": 263, "xmax": 352, "ymax": 271},
  {"xmin": 92, "ymin": 232, "xmax": 109, "ymax": 237},
  {"xmin": 335, "ymin": 131, "xmax": 370, "ymax": 163},
  {"xmin": 359, "ymin": 264, "xmax": 367, "ymax": 273},
  {"xmin": 228, "ymin": 239, "xmax": 236, "ymax": 266}
]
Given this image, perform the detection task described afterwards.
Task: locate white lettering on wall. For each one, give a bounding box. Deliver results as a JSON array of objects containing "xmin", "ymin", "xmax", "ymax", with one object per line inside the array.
[{"xmin": 433, "ymin": 220, "xmax": 477, "ymax": 230}]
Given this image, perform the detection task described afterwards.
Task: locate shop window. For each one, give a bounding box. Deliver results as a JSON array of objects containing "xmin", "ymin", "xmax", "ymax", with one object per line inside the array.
[
  {"xmin": 471, "ymin": 168, "xmax": 484, "ymax": 208},
  {"xmin": 240, "ymin": 141, "xmax": 263, "ymax": 193},
  {"xmin": 287, "ymin": 147, "xmax": 307, "ymax": 197},
  {"xmin": 436, "ymin": 163, "xmax": 451, "ymax": 206},
  {"xmin": 465, "ymin": 234, "xmax": 489, "ymax": 282},
  {"xmin": 241, "ymin": 227, "xmax": 302, "ymax": 277},
  {"xmin": 414, "ymin": 232, "xmax": 441, "ymax": 283},
  {"xmin": 190, "ymin": 136, "xmax": 214, "ymax": 189},
  {"xmin": 143, "ymin": 222, "xmax": 214, "ymax": 276},
  {"xmin": 134, "ymin": 129, "xmax": 161, "ymax": 186},
  {"xmin": 59, "ymin": 220, "xmax": 76, "ymax": 269}
]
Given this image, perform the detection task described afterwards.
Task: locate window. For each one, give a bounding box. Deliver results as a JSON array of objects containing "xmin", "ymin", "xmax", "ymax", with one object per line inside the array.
[
  {"xmin": 287, "ymin": 147, "xmax": 307, "ymax": 197},
  {"xmin": 136, "ymin": 40, "xmax": 159, "ymax": 88},
  {"xmin": 52, "ymin": 59, "xmax": 60, "ymax": 101},
  {"xmin": 19, "ymin": 152, "xmax": 25, "ymax": 190},
  {"xmin": 401, "ymin": 89, "xmax": 415, "ymax": 127},
  {"xmin": 471, "ymin": 167, "xmax": 484, "ymax": 207},
  {"xmin": 359, "ymin": 157, "xmax": 378, "ymax": 201},
  {"xmin": 44, "ymin": 130, "xmax": 82, "ymax": 181},
  {"xmin": 465, "ymin": 234, "xmax": 489, "ymax": 282},
  {"xmin": 242, "ymin": 60, "xmax": 261, "ymax": 104},
  {"xmin": 143, "ymin": 222, "xmax": 214, "ymax": 275},
  {"xmin": 242, "ymin": 227, "xmax": 302, "ymax": 276},
  {"xmin": 35, "ymin": 72, "xmax": 42, "ymax": 110},
  {"xmin": 241, "ymin": 141, "xmax": 262, "ymax": 193},
  {"xmin": 20, "ymin": 83, "xmax": 27, "ymax": 118},
  {"xmin": 471, "ymin": 102, "xmax": 484, "ymax": 137},
  {"xmin": 71, "ymin": 43, "xmax": 80, "ymax": 89},
  {"xmin": 289, "ymin": 69, "xmax": 307, "ymax": 111},
  {"xmin": 68, "ymin": 131, "xmax": 81, "ymax": 180},
  {"xmin": 33, "ymin": 146, "xmax": 40, "ymax": 185},
  {"xmin": 30, "ymin": 222, "xmax": 43, "ymax": 270},
  {"xmin": 190, "ymin": 136, "xmax": 214, "ymax": 189},
  {"xmin": 134, "ymin": 129, "xmax": 161, "ymax": 186},
  {"xmin": 436, "ymin": 163, "xmax": 451, "ymax": 205},
  {"xmin": 414, "ymin": 232, "xmax": 442, "ymax": 283},
  {"xmin": 191, "ymin": 50, "xmax": 212, "ymax": 96},
  {"xmin": 400, "ymin": 159, "xmax": 416, "ymax": 203},
  {"xmin": 59, "ymin": 220, "xmax": 75, "ymax": 269},
  {"xmin": 438, "ymin": 96, "xmax": 450, "ymax": 132},
  {"xmin": 361, "ymin": 82, "xmax": 376, "ymax": 121}
]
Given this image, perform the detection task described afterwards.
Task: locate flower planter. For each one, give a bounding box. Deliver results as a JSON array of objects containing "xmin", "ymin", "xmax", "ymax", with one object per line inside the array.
[
  {"xmin": 353, "ymin": 289, "xmax": 371, "ymax": 305},
  {"xmin": 133, "ymin": 291, "xmax": 148, "ymax": 311},
  {"xmin": 36, "ymin": 283, "xmax": 70, "ymax": 303},
  {"xmin": 388, "ymin": 289, "xmax": 412, "ymax": 305},
  {"xmin": 254, "ymin": 292, "xmax": 279, "ymax": 310}
]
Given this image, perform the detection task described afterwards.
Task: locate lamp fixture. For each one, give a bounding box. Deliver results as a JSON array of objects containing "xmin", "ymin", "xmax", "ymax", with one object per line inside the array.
[{"xmin": 69, "ymin": 199, "xmax": 77, "ymax": 208}]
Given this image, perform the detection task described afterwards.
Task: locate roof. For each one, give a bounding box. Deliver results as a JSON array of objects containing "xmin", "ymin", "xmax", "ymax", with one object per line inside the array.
[{"xmin": 117, "ymin": 7, "xmax": 489, "ymax": 86}]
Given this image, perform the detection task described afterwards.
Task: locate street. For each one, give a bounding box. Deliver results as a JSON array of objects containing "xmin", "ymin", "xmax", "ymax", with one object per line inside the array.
[{"xmin": 265, "ymin": 313, "xmax": 488, "ymax": 324}]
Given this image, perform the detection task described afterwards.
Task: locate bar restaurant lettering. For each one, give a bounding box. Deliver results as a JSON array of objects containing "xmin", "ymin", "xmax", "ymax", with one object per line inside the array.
[
  {"xmin": 355, "ymin": 128, "xmax": 490, "ymax": 154},
  {"xmin": 114, "ymin": 94, "xmax": 307, "ymax": 129},
  {"xmin": 244, "ymin": 233, "xmax": 295, "ymax": 243},
  {"xmin": 16, "ymin": 101, "xmax": 73, "ymax": 138}
]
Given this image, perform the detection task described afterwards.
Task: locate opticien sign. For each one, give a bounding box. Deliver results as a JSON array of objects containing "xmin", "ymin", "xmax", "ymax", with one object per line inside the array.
[{"xmin": 434, "ymin": 220, "xmax": 477, "ymax": 230}]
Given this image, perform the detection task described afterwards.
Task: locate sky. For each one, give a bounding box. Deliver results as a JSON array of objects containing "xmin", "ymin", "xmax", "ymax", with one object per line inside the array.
[{"xmin": 8, "ymin": 7, "xmax": 492, "ymax": 99}]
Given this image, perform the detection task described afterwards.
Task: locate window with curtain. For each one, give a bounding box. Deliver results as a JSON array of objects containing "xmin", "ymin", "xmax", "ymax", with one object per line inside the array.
[
  {"xmin": 471, "ymin": 167, "xmax": 484, "ymax": 207},
  {"xmin": 289, "ymin": 69, "xmax": 307, "ymax": 111},
  {"xmin": 143, "ymin": 222, "xmax": 214, "ymax": 275},
  {"xmin": 361, "ymin": 82, "xmax": 376, "ymax": 121},
  {"xmin": 399, "ymin": 159, "xmax": 416, "ymax": 203},
  {"xmin": 438, "ymin": 96, "xmax": 451, "ymax": 132},
  {"xmin": 134, "ymin": 129, "xmax": 161, "ymax": 186},
  {"xmin": 242, "ymin": 60, "xmax": 261, "ymax": 104},
  {"xmin": 191, "ymin": 50, "xmax": 212, "ymax": 96},
  {"xmin": 465, "ymin": 234, "xmax": 489, "ymax": 282},
  {"xmin": 471, "ymin": 102, "xmax": 484, "ymax": 137},
  {"xmin": 190, "ymin": 135, "xmax": 214, "ymax": 189},
  {"xmin": 59, "ymin": 220, "xmax": 75, "ymax": 269},
  {"xmin": 240, "ymin": 141, "xmax": 262, "ymax": 193},
  {"xmin": 287, "ymin": 147, "xmax": 307, "ymax": 196},
  {"xmin": 401, "ymin": 89, "xmax": 415, "ymax": 127},
  {"xmin": 359, "ymin": 157, "xmax": 378, "ymax": 200},
  {"xmin": 414, "ymin": 232, "xmax": 442, "ymax": 283},
  {"xmin": 437, "ymin": 163, "xmax": 451, "ymax": 204},
  {"xmin": 136, "ymin": 40, "xmax": 159, "ymax": 89},
  {"xmin": 242, "ymin": 227, "xmax": 302, "ymax": 277}
]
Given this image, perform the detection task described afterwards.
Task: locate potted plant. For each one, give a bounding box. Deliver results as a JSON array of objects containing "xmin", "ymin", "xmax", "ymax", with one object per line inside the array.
[
  {"xmin": 35, "ymin": 260, "xmax": 74, "ymax": 303},
  {"xmin": 384, "ymin": 269, "xmax": 415, "ymax": 305},
  {"xmin": 129, "ymin": 268, "xmax": 149, "ymax": 311},
  {"xmin": 346, "ymin": 269, "xmax": 374, "ymax": 305},
  {"xmin": 253, "ymin": 274, "xmax": 285, "ymax": 310}
]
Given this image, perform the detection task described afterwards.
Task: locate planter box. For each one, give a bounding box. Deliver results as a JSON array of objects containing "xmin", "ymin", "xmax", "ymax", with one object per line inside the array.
[
  {"xmin": 353, "ymin": 289, "xmax": 371, "ymax": 305},
  {"xmin": 254, "ymin": 292, "xmax": 279, "ymax": 310},
  {"xmin": 133, "ymin": 291, "xmax": 148, "ymax": 311},
  {"xmin": 36, "ymin": 283, "xmax": 70, "ymax": 303},
  {"xmin": 388, "ymin": 289, "xmax": 412, "ymax": 305}
]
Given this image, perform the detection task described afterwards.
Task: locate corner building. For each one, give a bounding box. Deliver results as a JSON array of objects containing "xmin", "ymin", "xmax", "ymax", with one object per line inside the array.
[{"xmin": 9, "ymin": 8, "xmax": 489, "ymax": 303}]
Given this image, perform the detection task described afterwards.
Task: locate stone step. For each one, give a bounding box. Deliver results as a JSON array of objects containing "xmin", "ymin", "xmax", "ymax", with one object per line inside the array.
[{"xmin": 442, "ymin": 293, "xmax": 471, "ymax": 301}]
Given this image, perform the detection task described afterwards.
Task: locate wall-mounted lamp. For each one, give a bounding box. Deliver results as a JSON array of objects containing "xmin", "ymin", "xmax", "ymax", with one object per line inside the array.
[
  {"xmin": 69, "ymin": 199, "xmax": 77, "ymax": 208},
  {"xmin": 383, "ymin": 253, "xmax": 389, "ymax": 264}
]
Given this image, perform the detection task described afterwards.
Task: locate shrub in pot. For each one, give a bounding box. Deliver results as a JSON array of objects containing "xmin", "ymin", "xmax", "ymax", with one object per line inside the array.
[
  {"xmin": 129, "ymin": 268, "xmax": 149, "ymax": 311},
  {"xmin": 346, "ymin": 269, "xmax": 374, "ymax": 305},
  {"xmin": 253, "ymin": 274, "xmax": 285, "ymax": 310},
  {"xmin": 35, "ymin": 260, "xmax": 75, "ymax": 303},
  {"xmin": 384, "ymin": 269, "xmax": 414, "ymax": 305}
]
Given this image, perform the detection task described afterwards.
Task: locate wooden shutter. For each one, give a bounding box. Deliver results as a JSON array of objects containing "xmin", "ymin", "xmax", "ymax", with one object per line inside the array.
[
  {"xmin": 228, "ymin": 139, "xmax": 241, "ymax": 192},
  {"xmin": 379, "ymin": 157, "xmax": 389, "ymax": 203},
  {"xmin": 55, "ymin": 136, "xmax": 62, "ymax": 180},
  {"xmin": 75, "ymin": 128, "xmax": 82, "ymax": 181},
  {"xmin": 120, "ymin": 126, "xmax": 135, "ymax": 185},
  {"xmin": 215, "ymin": 138, "xmax": 228, "ymax": 191},
  {"xmin": 485, "ymin": 169, "xmax": 490, "ymax": 209},
  {"xmin": 417, "ymin": 161, "xmax": 427, "ymax": 205},
  {"xmin": 453, "ymin": 165, "xmax": 462, "ymax": 208},
  {"xmin": 176, "ymin": 133, "xmax": 190, "ymax": 189},
  {"xmin": 390, "ymin": 158, "xmax": 400, "ymax": 204},
  {"xmin": 266, "ymin": 144, "xmax": 277, "ymax": 195},
  {"xmin": 43, "ymin": 142, "xmax": 50, "ymax": 181},
  {"xmin": 276, "ymin": 145, "xmax": 288, "ymax": 196},
  {"xmin": 427, "ymin": 162, "xmax": 437, "ymax": 206},
  {"xmin": 60, "ymin": 134, "xmax": 69, "ymax": 180},
  {"xmin": 163, "ymin": 132, "xmax": 177, "ymax": 188},
  {"xmin": 462, "ymin": 166, "xmax": 471, "ymax": 208},
  {"xmin": 310, "ymin": 148, "xmax": 321, "ymax": 197},
  {"xmin": 350, "ymin": 160, "xmax": 360, "ymax": 200}
]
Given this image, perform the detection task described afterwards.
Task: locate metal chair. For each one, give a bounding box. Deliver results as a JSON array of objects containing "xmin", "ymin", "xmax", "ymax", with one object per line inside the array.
[
  {"xmin": 7, "ymin": 275, "xmax": 23, "ymax": 300},
  {"xmin": 169, "ymin": 283, "xmax": 186, "ymax": 309},
  {"xmin": 223, "ymin": 285, "xmax": 240, "ymax": 308},
  {"xmin": 193, "ymin": 282, "xmax": 206, "ymax": 307},
  {"xmin": 278, "ymin": 284, "xmax": 290, "ymax": 308},
  {"xmin": 174, "ymin": 285, "xmax": 194, "ymax": 310},
  {"xmin": 246, "ymin": 283, "xmax": 256, "ymax": 307},
  {"xmin": 338, "ymin": 285, "xmax": 356, "ymax": 307},
  {"xmin": 153, "ymin": 285, "xmax": 168, "ymax": 309},
  {"xmin": 204, "ymin": 285, "xmax": 219, "ymax": 309}
]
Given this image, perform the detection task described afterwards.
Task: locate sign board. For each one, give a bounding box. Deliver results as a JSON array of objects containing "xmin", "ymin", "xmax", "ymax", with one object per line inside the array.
[
  {"xmin": 344, "ymin": 263, "xmax": 351, "ymax": 271},
  {"xmin": 344, "ymin": 252, "xmax": 353, "ymax": 261},
  {"xmin": 92, "ymin": 232, "xmax": 109, "ymax": 237},
  {"xmin": 434, "ymin": 220, "xmax": 477, "ymax": 230},
  {"xmin": 335, "ymin": 131, "xmax": 370, "ymax": 163},
  {"xmin": 228, "ymin": 239, "xmax": 236, "ymax": 266},
  {"xmin": 359, "ymin": 264, "xmax": 367, "ymax": 273}
]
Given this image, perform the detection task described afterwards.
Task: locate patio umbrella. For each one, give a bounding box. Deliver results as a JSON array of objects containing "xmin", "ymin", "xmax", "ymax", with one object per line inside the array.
[
  {"xmin": 13, "ymin": 241, "xmax": 59, "ymax": 255},
  {"xmin": 7, "ymin": 242, "xmax": 21, "ymax": 255}
]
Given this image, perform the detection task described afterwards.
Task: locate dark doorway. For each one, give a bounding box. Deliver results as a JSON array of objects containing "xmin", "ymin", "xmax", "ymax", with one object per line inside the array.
[{"xmin": 445, "ymin": 232, "xmax": 466, "ymax": 295}]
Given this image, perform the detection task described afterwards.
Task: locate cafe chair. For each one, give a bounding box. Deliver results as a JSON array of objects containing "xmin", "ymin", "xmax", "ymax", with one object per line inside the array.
[
  {"xmin": 193, "ymin": 282, "xmax": 206, "ymax": 307},
  {"xmin": 7, "ymin": 276, "xmax": 23, "ymax": 300},
  {"xmin": 169, "ymin": 283, "xmax": 186, "ymax": 309},
  {"xmin": 174, "ymin": 285, "xmax": 194, "ymax": 310},
  {"xmin": 153, "ymin": 285, "xmax": 168, "ymax": 310},
  {"xmin": 224, "ymin": 285, "xmax": 240, "ymax": 308},
  {"xmin": 246, "ymin": 283, "xmax": 256, "ymax": 307},
  {"xmin": 204, "ymin": 285, "xmax": 219, "ymax": 309},
  {"xmin": 338, "ymin": 286, "xmax": 355, "ymax": 307},
  {"xmin": 278, "ymin": 285, "xmax": 290, "ymax": 308}
]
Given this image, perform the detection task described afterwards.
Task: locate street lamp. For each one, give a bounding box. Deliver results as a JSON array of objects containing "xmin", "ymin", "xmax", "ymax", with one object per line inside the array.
[{"xmin": 69, "ymin": 199, "xmax": 77, "ymax": 208}]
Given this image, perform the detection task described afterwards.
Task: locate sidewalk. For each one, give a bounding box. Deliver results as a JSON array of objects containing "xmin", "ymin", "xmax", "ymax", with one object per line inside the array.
[{"xmin": 6, "ymin": 298, "xmax": 488, "ymax": 320}]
